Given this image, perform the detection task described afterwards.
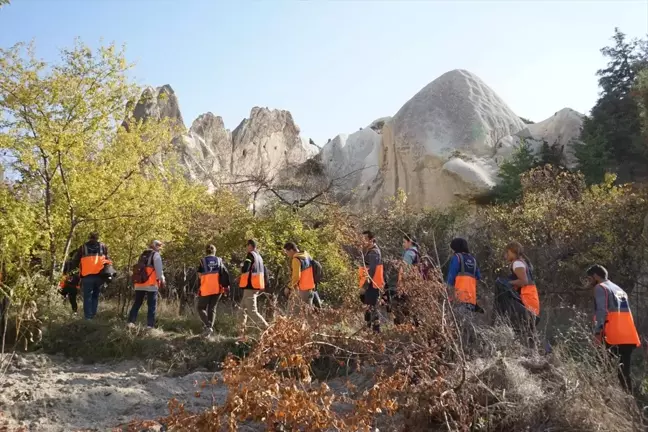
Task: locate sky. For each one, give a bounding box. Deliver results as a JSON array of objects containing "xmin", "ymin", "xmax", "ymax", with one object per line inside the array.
[{"xmin": 1, "ymin": 0, "xmax": 647, "ymax": 145}]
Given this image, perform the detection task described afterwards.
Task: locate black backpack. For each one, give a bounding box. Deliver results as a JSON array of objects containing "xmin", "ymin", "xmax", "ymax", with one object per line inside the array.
[
  {"xmin": 132, "ymin": 250, "xmax": 154, "ymax": 284},
  {"xmin": 312, "ymin": 259, "xmax": 323, "ymax": 284}
]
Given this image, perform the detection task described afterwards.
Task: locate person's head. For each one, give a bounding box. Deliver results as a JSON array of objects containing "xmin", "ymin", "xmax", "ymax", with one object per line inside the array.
[
  {"xmin": 362, "ymin": 230, "xmax": 375, "ymax": 248},
  {"xmin": 151, "ymin": 240, "xmax": 164, "ymax": 252},
  {"xmin": 505, "ymin": 241, "xmax": 524, "ymax": 262},
  {"xmin": 89, "ymin": 232, "xmax": 99, "ymax": 241},
  {"xmin": 283, "ymin": 242, "xmax": 299, "ymax": 258},
  {"xmin": 586, "ymin": 264, "xmax": 608, "ymax": 285},
  {"xmin": 206, "ymin": 244, "xmax": 216, "ymax": 255},
  {"xmin": 246, "ymin": 239, "xmax": 257, "ymax": 253},
  {"xmin": 450, "ymin": 238, "xmax": 470, "ymax": 254},
  {"xmin": 402, "ymin": 234, "xmax": 417, "ymax": 250}
]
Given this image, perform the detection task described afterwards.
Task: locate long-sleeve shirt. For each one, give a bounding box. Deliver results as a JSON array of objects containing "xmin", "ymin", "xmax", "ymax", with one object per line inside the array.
[
  {"xmin": 363, "ymin": 244, "xmax": 382, "ymax": 288},
  {"xmin": 594, "ymin": 284, "xmax": 607, "ymax": 335},
  {"xmin": 446, "ymin": 253, "xmax": 481, "ymax": 287},
  {"xmin": 290, "ymin": 251, "xmax": 311, "ymax": 289},
  {"xmin": 240, "ymin": 251, "xmax": 270, "ymax": 289},
  {"xmin": 71, "ymin": 240, "xmax": 109, "ymax": 273},
  {"xmin": 402, "ymin": 247, "xmax": 419, "ymax": 265}
]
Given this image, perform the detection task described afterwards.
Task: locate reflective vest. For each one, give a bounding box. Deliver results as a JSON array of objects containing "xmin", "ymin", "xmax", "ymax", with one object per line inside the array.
[
  {"xmin": 59, "ymin": 274, "xmax": 80, "ymax": 290},
  {"xmin": 79, "ymin": 242, "xmax": 108, "ymax": 277},
  {"xmin": 454, "ymin": 253, "xmax": 477, "ymax": 305},
  {"xmin": 199, "ymin": 256, "xmax": 223, "ymax": 296},
  {"xmin": 240, "ymin": 250, "xmax": 265, "ymax": 290},
  {"xmin": 510, "ymin": 261, "xmax": 540, "ymax": 316},
  {"xmin": 295, "ymin": 255, "xmax": 316, "ymax": 291},
  {"xmin": 358, "ymin": 247, "xmax": 384, "ymax": 289},
  {"xmin": 134, "ymin": 250, "xmax": 158, "ymax": 288},
  {"xmin": 596, "ymin": 281, "xmax": 641, "ymax": 346}
]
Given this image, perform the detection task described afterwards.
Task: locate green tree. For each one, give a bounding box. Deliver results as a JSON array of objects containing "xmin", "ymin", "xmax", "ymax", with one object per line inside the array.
[
  {"xmin": 577, "ymin": 28, "xmax": 648, "ymax": 183},
  {"xmin": 492, "ymin": 140, "xmax": 537, "ymax": 203},
  {"xmin": 0, "ymin": 41, "xmax": 177, "ymax": 278}
]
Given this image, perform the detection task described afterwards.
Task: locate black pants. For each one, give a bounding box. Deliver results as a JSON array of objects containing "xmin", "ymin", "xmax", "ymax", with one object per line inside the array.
[
  {"xmin": 609, "ymin": 344, "xmax": 635, "ymax": 391},
  {"xmin": 59, "ymin": 286, "xmax": 78, "ymax": 313},
  {"xmin": 361, "ymin": 286, "xmax": 380, "ymax": 333},
  {"xmin": 197, "ymin": 294, "xmax": 221, "ymax": 330}
]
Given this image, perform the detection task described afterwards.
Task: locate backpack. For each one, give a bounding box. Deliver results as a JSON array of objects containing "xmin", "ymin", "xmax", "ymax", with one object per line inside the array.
[
  {"xmin": 312, "ymin": 259, "xmax": 323, "ymax": 284},
  {"xmin": 132, "ymin": 250, "xmax": 154, "ymax": 284}
]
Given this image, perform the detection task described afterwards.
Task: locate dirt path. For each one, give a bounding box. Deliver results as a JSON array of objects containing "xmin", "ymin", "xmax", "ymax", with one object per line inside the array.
[{"xmin": 0, "ymin": 353, "xmax": 229, "ymax": 431}]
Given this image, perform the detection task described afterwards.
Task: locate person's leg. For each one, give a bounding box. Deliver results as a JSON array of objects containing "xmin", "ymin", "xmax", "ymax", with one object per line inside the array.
[
  {"xmin": 90, "ymin": 277, "xmax": 102, "ymax": 318},
  {"xmin": 618, "ymin": 344, "xmax": 634, "ymax": 391},
  {"xmin": 67, "ymin": 288, "xmax": 78, "ymax": 313},
  {"xmin": 128, "ymin": 290, "xmax": 146, "ymax": 324},
  {"xmin": 249, "ymin": 291, "xmax": 268, "ymax": 328},
  {"xmin": 81, "ymin": 278, "xmax": 94, "ymax": 319},
  {"xmin": 207, "ymin": 294, "xmax": 219, "ymax": 330},
  {"xmin": 312, "ymin": 290, "xmax": 322, "ymax": 309},
  {"xmin": 197, "ymin": 295, "xmax": 210, "ymax": 329},
  {"xmin": 146, "ymin": 291, "xmax": 158, "ymax": 328},
  {"xmin": 365, "ymin": 288, "xmax": 381, "ymax": 333}
]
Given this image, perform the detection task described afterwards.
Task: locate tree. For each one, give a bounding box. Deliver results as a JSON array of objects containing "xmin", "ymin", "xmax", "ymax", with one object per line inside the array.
[
  {"xmin": 577, "ymin": 28, "xmax": 648, "ymax": 183},
  {"xmin": 0, "ymin": 41, "xmax": 177, "ymax": 278},
  {"xmin": 491, "ymin": 140, "xmax": 537, "ymax": 203}
]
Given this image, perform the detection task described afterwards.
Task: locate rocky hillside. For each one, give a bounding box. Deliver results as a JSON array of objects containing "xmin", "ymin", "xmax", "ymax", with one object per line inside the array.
[{"xmin": 133, "ymin": 69, "xmax": 584, "ymax": 208}]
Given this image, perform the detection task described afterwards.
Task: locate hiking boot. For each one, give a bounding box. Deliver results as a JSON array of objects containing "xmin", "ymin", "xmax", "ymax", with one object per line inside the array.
[
  {"xmin": 126, "ymin": 322, "xmax": 136, "ymax": 329},
  {"xmin": 202, "ymin": 328, "xmax": 214, "ymax": 337}
]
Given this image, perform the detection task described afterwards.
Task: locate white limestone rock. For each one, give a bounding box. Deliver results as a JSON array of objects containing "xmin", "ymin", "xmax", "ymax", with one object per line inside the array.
[
  {"xmin": 368, "ymin": 69, "xmax": 526, "ymax": 208},
  {"xmin": 495, "ymin": 108, "xmax": 585, "ymax": 167}
]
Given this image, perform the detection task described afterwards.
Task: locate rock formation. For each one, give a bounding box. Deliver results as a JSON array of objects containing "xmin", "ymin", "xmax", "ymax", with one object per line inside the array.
[{"xmin": 130, "ymin": 86, "xmax": 317, "ymax": 192}]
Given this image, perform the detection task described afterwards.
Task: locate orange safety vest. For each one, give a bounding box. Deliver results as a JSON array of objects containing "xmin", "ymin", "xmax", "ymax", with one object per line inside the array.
[
  {"xmin": 79, "ymin": 243, "xmax": 108, "ymax": 277},
  {"xmin": 597, "ymin": 281, "xmax": 641, "ymax": 346},
  {"xmin": 134, "ymin": 250, "xmax": 158, "ymax": 288},
  {"xmin": 358, "ymin": 247, "xmax": 385, "ymax": 289},
  {"xmin": 511, "ymin": 261, "xmax": 540, "ymax": 316},
  {"xmin": 454, "ymin": 253, "xmax": 477, "ymax": 305},
  {"xmin": 199, "ymin": 256, "xmax": 223, "ymax": 296},
  {"xmin": 240, "ymin": 250, "xmax": 265, "ymax": 290},
  {"xmin": 295, "ymin": 255, "xmax": 316, "ymax": 291}
]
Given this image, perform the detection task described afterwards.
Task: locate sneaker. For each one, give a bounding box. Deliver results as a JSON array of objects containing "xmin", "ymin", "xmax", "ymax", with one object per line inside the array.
[
  {"xmin": 203, "ymin": 328, "xmax": 214, "ymax": 337},
  {"xmin": 126, "ymin": 322, "xmax": 136, "ymax": 328}
]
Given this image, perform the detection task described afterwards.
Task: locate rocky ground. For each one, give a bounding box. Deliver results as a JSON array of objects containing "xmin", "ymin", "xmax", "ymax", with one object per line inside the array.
[{"xmin": 0, "ymin": 353, "xmax": 228, "ymax": 432}]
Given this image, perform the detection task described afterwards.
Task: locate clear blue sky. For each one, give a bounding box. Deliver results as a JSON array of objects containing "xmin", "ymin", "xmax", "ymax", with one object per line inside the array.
[{"xmin": 1, "ymin": 1, "xmax": 647, "ymax": 144}]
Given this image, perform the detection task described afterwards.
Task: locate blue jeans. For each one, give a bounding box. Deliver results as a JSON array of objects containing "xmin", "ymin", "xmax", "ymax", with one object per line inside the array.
[
  {"xmin": 128, "ymin": 290, "xmax": 158, "ymax": 327},
  {"xmin": 81, "ymin": 275, "xmax": 104, "ymax": 319}
]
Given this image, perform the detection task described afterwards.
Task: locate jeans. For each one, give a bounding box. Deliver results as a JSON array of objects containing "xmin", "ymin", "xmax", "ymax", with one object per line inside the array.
[
  {"xmin": 197, "ymin": 294, "xmax": 221, "ymax": 330},
  {"xmin": 81, "ymin": 275, "xmax": 104, "ymax": 319},
  {"xmin": 128, "ymin": 290, "xmax": 158, "ymax": 327}
]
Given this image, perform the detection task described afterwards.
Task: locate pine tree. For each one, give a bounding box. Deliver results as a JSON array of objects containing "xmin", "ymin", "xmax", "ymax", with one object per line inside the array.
[
  {"xmin": 578, "ymin": 28, "xmax": 648, "ymax": 183},
  {"xmin": 492, "ymin": 140, "xmax": 537, "ymax": 203}
]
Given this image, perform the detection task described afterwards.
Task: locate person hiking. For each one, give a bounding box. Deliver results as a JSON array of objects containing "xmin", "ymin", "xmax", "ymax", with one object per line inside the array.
[
  {"xmin": 389, "ymin": 234, "xmax": 421, "ymax": 325},
  {"xmin": 58, "ymin": 261, "xmax": 80, "ymax": 315},
  {"xmin": 505, "ymin": 242, "xmax": 540, "ymax": 320},
  {"xmin": 239, "ymin": 239, "xmax": 269, "ymax": 329},
  {"xmin": 446, "ymin": 238, "xmax": 482, "ymax": 312},
  {"xmin": 72, "ymin": 232, "xmax": 109, "ymax": 320},
  {"xmin": 359, "ymin": 230, "xmax": 384, "ymax": 333},
  {"xmin": 196, "ymin": 244, "xmax": 230, "ymax": 335},
  {"xmin": 128, "ymin": 240, "xmax": 165, "ymax": 329},
  {"xmin": 587, "ymin": 264, "xmax": 641, "ymax": 392},
  {"xmin": 283, "ymin": 242, "xmax": 316, "ymax": 311}
]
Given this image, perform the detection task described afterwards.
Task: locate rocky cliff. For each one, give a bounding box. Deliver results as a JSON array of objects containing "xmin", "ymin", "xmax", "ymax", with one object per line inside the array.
[
  {"xmin": 132, "ymin": 70, "xmax": 584, "ymax": 209},
  {"xmin": 130, "ymin": 85, "xmax": 318, "ymax": 192}
]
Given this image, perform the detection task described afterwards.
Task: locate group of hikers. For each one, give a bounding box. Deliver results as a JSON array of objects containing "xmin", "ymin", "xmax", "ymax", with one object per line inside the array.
[{"xmin": 59, "ymin": 230, "xmax": 642, "ymax": 392}]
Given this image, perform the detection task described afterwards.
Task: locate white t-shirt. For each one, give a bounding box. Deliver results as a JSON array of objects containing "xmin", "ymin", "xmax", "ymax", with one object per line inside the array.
[{"xmin": 512, "ymin": 260, "xmax": 527, "ymax": 271}]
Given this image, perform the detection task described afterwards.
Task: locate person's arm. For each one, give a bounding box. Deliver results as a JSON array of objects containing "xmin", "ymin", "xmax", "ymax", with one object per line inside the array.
[
  {"xmin": 594, "ymin": 285, "xmax": 607, "ymax": 336},
  {"xmin": 475, "ymin": 265, "xmax": 481, "ymax": 282},
  {"xmin": 240, "ymin": 253, "xmax": 253, "ymax": 274},
  {"xmin": 263, "ymin": 265, "xmax": 270, "ymax": 289},
  {"xmin": 153, "ymin": 253, "xmax": 165, "ymax": 284},
  {"xmin": 446, "ymin": 255, "xmax": 459, "ymax": 287},
  {"xmin": 290, "ymin": 257, "xmax": 301, "ymax": 289},
  {"xmin": 197, "ymin": 259, "xmax": 205, "ymax": 275},
  {"xmin": 510, "ymin": 263, "xmax": 528, "ymax": 287},
  {"xmin": 70, "ymin": 246, "xmax": 82, "ymax": 271},
  {"xmin": 103, "ymin": 244, "xmax": 110, "ymax": 260},
  {"xmin": 367, "ymin": 250, "xmax": 380, "ymax": 285}
]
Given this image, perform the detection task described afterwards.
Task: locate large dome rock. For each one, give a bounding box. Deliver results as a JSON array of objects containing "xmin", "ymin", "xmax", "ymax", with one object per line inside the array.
[{"xmin": 368, "ymin": 69, "xmax": 525, "ymax": 208}]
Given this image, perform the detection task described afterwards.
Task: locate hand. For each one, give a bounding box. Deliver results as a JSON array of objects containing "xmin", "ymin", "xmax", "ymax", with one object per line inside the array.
[
  {"xmin": 224, "ymin": 286, "xmax": 230, "ymax": 297},
  {"xmin": 158, "ymin": 280, "xmax": 166, "ymax": 290},
  {"xmin": 283, "ymin": 288, "xmax": 291, "ymax": 297}
]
